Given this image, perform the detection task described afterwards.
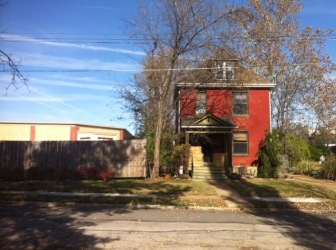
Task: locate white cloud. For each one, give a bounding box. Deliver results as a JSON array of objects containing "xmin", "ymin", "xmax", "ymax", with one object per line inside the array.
[
  {"xmin": 0, "ymin": 96, "xmax": 58, "ymax": 102},
  {"xmin": 0, "ymin": 88, "xmax": 110, "ymax": 102},
  {"xmin": 29, "ymin": 77, "xmax": 114, "ymax": 91},
  {"xmin": 17, "ymin": 53, "xmax": 136, "ymax": 71},
  {"xmin": 29, "ymin": 88, "xmax": 105, "ymax": 120},
  {"xmin": 3, "ymin": 34, "xmax": 145, "ymax": 56},
  {"xmin": 0, "ymin": 95, "xmax": 107, "ymax": 102}
]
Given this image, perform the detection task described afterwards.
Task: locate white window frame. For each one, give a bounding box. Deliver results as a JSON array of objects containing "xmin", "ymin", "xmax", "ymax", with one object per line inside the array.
[
  {"xmin": 233, "ymin": 131, "xmax": 249, "ymax": 155},
  {"xmin": 233, "ymin": 91, "xmax": 248, "ymax": 115},
  {"xmin": 216, "ymin": 61, "xmax": 234, "ymax": 81},
  {"xmin": 196, "ymin": 91, "xmax": 207, "ymax": 115}
]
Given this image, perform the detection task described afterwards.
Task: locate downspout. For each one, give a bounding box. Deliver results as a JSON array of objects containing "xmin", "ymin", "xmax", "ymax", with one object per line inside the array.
[
  {"xmin": 269, "ymin": 89, "xmax": 272, "ymax": 133},
  {"xmin": 178, "ymin": 90, "xmax": 181, "ymax": 133}
]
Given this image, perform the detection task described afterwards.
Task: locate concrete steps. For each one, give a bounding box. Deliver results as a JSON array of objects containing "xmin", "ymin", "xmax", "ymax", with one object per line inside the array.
[{"xmin": 192, "ymin": 165, "xmax": 228, "ymax": 181}]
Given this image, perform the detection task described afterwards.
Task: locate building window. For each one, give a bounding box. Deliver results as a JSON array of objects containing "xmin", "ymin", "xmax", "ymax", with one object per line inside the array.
[
  {"xmin": 216, "ymin": 61, "xmax": 234, "ymax": 80},
  {"xmin": 196, "ymin": 91, "xmax": 207, "ymax": 115},
  {"xmin": 233, "ymin": 91, "xmax": 248, "ymax": 115},
  {"xmin": 233, "ymin": 132, "xmax": 248, "ymax": 155}
]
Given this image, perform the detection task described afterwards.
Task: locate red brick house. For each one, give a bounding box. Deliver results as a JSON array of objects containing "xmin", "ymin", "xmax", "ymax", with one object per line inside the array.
[{"xmin": 175, "ymin": 52, "xmax": 275, "ymax": 179}]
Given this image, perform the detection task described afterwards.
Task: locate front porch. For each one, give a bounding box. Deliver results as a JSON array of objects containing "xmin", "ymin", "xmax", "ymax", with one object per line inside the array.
[
  {"xmin": 180, "ymin": 114, "xmax": 237, "ymax": 181},
  {"xmin": 187, "ymin": 134, "xmax": 230, "ymax": 181},
  {"xmin": 192, "ymin": 162, "xmax": 229, "ymax": 181}
]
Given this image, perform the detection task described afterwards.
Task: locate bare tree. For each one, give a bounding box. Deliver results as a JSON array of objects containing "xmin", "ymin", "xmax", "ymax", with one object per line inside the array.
[
  {"xmin": 123, "ymin": 0, "xmax": 228, "ymax": 178},
  {"xmin": 1, "ymin": 1, "xmax": 28, "ymax": 92},
  {"xmin": 0, "ymin": 49, "xmax": 28, "ymax": 92},
  {"xmin": 224, "ymin": 0, "xmax": 335, "ymax": 135}
]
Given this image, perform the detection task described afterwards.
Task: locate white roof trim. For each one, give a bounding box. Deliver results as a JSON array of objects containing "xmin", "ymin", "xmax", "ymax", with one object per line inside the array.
[
  {"xmin": 176, "ymin": 82, "xmax": 276, "ymax": 88},
  {"xmin": 182, "ymin": 125, "xmax": 238, "ymax": 129},
  {"xmin": 0, "ymin": 121, "xmax": 128, "ymax": 131}
]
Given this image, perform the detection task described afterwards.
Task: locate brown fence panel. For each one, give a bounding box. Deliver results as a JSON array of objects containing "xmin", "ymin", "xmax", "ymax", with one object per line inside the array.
[{"xmin": 0, "ymin": 139, "xmax": 146, "ymax": 180}]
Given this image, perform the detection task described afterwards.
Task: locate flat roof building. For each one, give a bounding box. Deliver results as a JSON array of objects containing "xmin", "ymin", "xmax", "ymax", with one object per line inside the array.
[{"xmin": 0, "ymin": 122, "xmax": 133, "ymax": 141}]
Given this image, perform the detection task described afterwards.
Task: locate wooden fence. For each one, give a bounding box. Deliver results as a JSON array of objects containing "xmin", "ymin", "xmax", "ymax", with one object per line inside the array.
[{"xmin": 0, "ymin": 139, "xmax": 147, "ymax": 180}]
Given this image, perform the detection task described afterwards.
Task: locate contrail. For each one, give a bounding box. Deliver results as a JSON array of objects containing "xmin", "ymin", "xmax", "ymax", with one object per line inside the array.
[
  {"xmin": 3, "ymin": 34, "xmax": 145, "ymax": 56},
  {"xmin": 12, "ymin": 92, "xmax": 62, "ymax": 112},
  {"xmin": 30, "ymin": 87, "xmax": 104, "ymax": 121}
]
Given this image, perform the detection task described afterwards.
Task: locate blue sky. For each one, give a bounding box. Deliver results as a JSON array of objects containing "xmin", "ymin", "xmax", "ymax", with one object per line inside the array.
[{"xmin": 0, "ymin": 0, "xmax": 335, "ymax": 134}]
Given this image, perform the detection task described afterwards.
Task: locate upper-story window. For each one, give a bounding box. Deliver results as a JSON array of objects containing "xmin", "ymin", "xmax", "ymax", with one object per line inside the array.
[
  {"xmin": 196, "ymin": 91, "xmax": 207, "ymax": 115},
  {"xmin": 216, "ymin": 61, "xmax": 234, "ymax": 81},
  {"xmin": 233, "ymin": 91, "xmax": 248, "ymax": 115}
]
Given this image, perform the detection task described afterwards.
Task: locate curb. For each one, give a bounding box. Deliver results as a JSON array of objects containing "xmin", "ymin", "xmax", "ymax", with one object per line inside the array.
[
  {"xmin": 1, "ymin": 190, "xmax": 335, "ymax": 214},
  {"xmin": 2, "ymin": 200, "xmax": 335, "ymax": 214},
  {"xmin": 0, "ymin": 190, "xmax": 157, "ymax": 198},
  {"xmin": 1, "ymin": 200, "xmax": 240, "ymax": 211}
]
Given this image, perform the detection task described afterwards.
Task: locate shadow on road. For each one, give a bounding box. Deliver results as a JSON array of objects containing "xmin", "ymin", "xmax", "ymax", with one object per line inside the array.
[
  {"xmin": 0, "ymin": 179, "xmax": 194, "ymax": 249},
  {"xmin": 253, "ymin": 209, "xmax": 336, "ymax": 249},
  {"xmin": 0, "ymin": 203, "xmax": 131, "ymax": 249},
  {"xmin": 209, "ymin": 178, "xmax": 336, "ymax": 249}
]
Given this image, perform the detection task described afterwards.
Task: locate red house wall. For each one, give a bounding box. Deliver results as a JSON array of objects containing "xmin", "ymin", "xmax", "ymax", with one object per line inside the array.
[
  {"xmin": 180, "ymin": 89, "xmax": 232, "ymax": 116},
  {"xmin": 179, "ymin": 88, "xmax": 271, "ymax": 167},
  {"xmin": 232, "ymin": 89, "xmax": 271, "ymax": 167},
  {"xmin": 207, "ymin": 89, "xmax": 232, "ymax": 116},
  {"xmin": 180, "ymin": 89, "xmax": 196, "ymax": 116}
]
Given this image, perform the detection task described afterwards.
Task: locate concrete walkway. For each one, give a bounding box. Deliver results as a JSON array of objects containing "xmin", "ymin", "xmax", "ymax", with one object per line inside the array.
[{"xmin": 207, "ymin": 182, "xmax": 254, "ymax": 209}]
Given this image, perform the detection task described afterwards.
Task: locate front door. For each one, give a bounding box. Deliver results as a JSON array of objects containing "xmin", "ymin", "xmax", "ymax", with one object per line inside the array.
[{"xmin": 189, "ymin": 133, "xmax": 229, "ymax": 168}]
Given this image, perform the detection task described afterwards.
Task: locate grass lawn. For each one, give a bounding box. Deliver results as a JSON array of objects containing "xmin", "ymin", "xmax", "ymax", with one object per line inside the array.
[
  {"xmin": 1, "ymin": 177, "xmax": 335, "ymax": 210},
  {"xmin": 0, "ymin": 178, "xmax": 227, "ymax": 207},
  {"xmin": 227, "ymin": 178, "xmax": 336, "ymax": 199},
  {"xmin": 226, "ymin": 178, "xmax": 336, "ymax": 210},
  {"xmin": 0, "ymin": 178, "xmax": 217, "ymax": 196}
]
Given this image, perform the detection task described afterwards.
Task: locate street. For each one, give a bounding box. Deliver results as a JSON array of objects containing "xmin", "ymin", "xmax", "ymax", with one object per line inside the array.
[{"xmin": 0, "ymin": 203, "xmax": 335, "ymax": 249}]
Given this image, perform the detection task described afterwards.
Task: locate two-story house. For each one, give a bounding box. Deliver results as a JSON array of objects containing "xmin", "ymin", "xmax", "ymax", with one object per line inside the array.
[{"xmin": 175, "ymin": 51, "xmax": 275, "ymax": 180}]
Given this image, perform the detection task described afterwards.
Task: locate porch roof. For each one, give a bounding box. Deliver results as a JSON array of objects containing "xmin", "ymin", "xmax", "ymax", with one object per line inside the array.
[{"xmin": 181, "ymin": 114, "xmax": 237, "ymax": 131}]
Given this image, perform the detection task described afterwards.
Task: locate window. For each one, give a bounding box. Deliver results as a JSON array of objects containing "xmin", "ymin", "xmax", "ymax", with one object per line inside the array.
[
  {"xmin": 233, "ymin": 132, "xmax": 248, "ymax": 155},
  {"xmin": 196, "ymin": 92, "xmax": 207, "ymax": 115},
  {"xmin": 233, "ymin": 91, "xmax": 248, "ymax": 115},
  {"xmin": 216, "ymin": 61, "xmax": 234, "ymax": 80}
]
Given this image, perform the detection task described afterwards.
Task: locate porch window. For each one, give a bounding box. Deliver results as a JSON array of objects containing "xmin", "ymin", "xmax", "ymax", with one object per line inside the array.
[
  {"xmin": 233, "ymin": 91, "xmax": 248, "ymax": 115},
  {"xmin": 196, "ymin": 92, "xmax": 207, "ymax": 115},
  {"xmin": 233, "ymin": 132, "xmax": 248, "ymax": 155},
  {"xmin": 216, "ymin": 61, "xmax": 234, "ymax": 81}
]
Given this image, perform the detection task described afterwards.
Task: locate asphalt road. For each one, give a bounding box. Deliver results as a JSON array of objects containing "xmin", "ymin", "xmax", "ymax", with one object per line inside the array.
[{"xmin": 0, "ymin": 203, "xmax": 335, "ymax": 249}]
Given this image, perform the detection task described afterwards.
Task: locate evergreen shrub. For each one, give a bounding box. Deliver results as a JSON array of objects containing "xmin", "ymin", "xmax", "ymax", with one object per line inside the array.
[{"xmin": 257, "ymin": 132, "xmax": 282, "ymax": 178}]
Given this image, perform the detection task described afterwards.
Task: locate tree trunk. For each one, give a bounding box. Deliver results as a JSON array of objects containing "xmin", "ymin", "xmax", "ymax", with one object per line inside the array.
[{"xmin": 152, "ymin": 101, "xmax": 164, "ymax": 178}]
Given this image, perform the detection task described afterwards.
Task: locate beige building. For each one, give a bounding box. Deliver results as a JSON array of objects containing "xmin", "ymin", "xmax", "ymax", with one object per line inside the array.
[{"xmin": 0, "ymin": 122, "xmax": 133, "ymax": 141}]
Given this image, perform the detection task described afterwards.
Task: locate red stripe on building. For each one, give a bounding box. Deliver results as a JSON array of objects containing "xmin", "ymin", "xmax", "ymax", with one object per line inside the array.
[
  {"xmin": 30, "ymin": 126, "xmax": 36, "ymax": 141},
  {"xmin": 70, "ymin": 126, "xmax": 79, "ymax": 141}
]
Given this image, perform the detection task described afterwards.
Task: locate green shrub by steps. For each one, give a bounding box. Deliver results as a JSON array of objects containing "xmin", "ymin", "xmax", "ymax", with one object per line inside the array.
[{"xmin": 257, "ymin": 132, "xmax": 282, "ymax": 178}]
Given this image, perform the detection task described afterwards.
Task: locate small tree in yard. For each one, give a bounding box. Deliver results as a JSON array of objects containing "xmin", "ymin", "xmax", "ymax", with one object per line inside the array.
[
  {"xmin": 257, "ymin": 132, "xmax": 282, "ymax": 178},
  {"xmin": 285, "ymin": 133, "xmax": 311, "ymax": 168}
]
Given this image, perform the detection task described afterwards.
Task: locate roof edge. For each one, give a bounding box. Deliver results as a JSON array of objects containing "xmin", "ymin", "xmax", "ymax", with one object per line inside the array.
[
  {"xmin": 176, "ymin": 82, "xmax": 276, "ymax": 89},
  {"xmin": 0, "ymin": 121, "xmax": 129, "ymax": 131}
]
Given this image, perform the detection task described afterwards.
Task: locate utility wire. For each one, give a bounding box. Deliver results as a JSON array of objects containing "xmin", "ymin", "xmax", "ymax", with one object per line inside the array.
[
  {"xmin": 2, "ymin": 63, "xmax": 329, "ymax": 73},
  {"xmin": 2, "ymin": 33, "xmax": 336, "ymax": 43}
]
